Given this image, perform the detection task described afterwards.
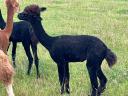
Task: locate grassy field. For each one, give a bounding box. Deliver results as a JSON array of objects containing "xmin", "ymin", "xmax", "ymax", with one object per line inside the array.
[{"xmin": 0, "ymin": 0, "xmax": 128, "ymax": 96}]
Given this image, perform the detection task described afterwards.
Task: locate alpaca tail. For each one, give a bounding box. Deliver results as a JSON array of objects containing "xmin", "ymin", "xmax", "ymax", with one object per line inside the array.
[{"xmin": 105, "ymin": 48, "xmax": 117, "ymax": 68}]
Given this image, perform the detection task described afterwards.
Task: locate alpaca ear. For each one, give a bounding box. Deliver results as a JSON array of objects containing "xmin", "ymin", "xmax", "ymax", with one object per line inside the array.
[{"xmin": 40, "ymin": 7, "xmax": 47, "ymax": 12}]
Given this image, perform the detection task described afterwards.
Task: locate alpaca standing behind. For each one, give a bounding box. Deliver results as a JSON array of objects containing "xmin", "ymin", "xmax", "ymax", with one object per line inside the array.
[
  {"xmin": 0, "ymin": 0, "xmax": 19, "ymax": 96},
  {"xmin": 18, "ymin": 5, "xmax": 117, "ymax": 96},
  {"xmin": 0, "ymin": 10, "xmax": 40, "ymax": 78}
]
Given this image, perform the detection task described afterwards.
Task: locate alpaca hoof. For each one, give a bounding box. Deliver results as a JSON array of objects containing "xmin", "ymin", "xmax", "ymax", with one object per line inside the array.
[
  {"xmin": 60, "ymin": 90, "xmax": 64, "ymax": 94},
  {"xmin": 91, "ymin": 90, "xmax": 97, "ymax": 96},
  {"xmin": 13, "ymin": 64, "xmax": 16, "ymax": 68},
  {"xmin": 66, "ymin": 88, "xmax": 70, "ymax": 94},
  {"xmin": 27, "ymin": 71, "xmax": 30, "ymax": 75},
  {"xmin": 60, "ymin": 88, "xmax": 64, "ymax": 94},
  {"xmin": 37, "ymin": 75, "xmax": 40, "ymax": 79},
  {"xmin": 98, "ymin": 86, "xmax": 106, "ymax": 95},
  {"xmin": 12, "ymin": 62, "xmax": 16, "ymax": 68}
]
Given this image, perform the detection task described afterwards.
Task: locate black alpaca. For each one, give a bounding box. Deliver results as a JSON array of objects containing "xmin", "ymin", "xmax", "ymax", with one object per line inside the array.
[
  {"xmin": 18, "ymin": 5, "xmax": 117, "ymax": 96},
  {"xmin": 0, "ymin": 9, "xmax": 40, "ymax": 78}
]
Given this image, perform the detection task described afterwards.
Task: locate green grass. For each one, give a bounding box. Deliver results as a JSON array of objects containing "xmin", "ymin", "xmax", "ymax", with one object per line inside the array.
[{"xmin": 0, "ymin": 0, "xmax": 128, "ymax": 95}]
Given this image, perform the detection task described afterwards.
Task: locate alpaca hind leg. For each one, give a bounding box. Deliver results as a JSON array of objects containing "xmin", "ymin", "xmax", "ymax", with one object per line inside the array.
[
  {"xmin": 22, "ymin": 42, "xmax": 33, "ymax": 75},
  {"xmin": 7, "ymin": 42, "xmax": 11, "ymax": 51},
  {"xmin": 31, "ymin": 43, "xmax": 40, "ymax": 78},
  {"xmin": 12, "ymin": 42, "xmax": 17, "ymax": 68},
  {"xmin": 86, "ymin": 60, "xmax": 99, "ymax": 96},
  {"xmin": 97, "ymin": 68, "xmax": 107, "ymax": 95}
]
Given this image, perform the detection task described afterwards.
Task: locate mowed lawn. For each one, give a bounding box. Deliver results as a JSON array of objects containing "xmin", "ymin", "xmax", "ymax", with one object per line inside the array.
[{"xmin": 0, "ymin": 0, "xmax": 128, "ymax": 96}]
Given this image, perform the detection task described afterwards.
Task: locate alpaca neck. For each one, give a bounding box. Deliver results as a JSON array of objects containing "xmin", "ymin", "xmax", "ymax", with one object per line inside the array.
[
  {"xmin": 4, "ymin": 5, "xmax": 14, "ymax": 37},
  {"xmin": 31, "ymin": 20, "xmax": 53, "ymax": 50}
]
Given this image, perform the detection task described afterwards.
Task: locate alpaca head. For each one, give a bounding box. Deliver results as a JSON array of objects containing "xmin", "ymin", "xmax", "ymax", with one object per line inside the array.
[
  {"xmin": 5, "ymin": 0, "xmax": 19, "ymax": 12},
  {"xmin": 18, "ymin": 4, "xmax": 46, "ymax": 22}
]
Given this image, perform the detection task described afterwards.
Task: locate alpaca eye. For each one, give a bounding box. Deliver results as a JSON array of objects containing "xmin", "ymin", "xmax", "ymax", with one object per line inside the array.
[{"xmin": 24, "ymin": 14, "xmax": 27, "ymax": 16}]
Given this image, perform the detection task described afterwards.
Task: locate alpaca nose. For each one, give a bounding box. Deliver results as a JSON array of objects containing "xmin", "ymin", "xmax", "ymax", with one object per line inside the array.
[{"xmin": 17, "ymin": 13, "xmax": 23, "ymax": 19}]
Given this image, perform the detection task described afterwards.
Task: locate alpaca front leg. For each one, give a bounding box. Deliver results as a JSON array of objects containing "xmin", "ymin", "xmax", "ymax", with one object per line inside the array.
[
  {"xmin": 57, "ymin": 64, "xmax": 65, "ymax": 94},
  {"xmin": 5, "ymin": 83, "xmax": 15, "ymax": 96},
  {"xmin": 65, "ymin": 64, "xmax": 70, "ymax": 94},
  {"xmin": 57, "ymin": 62, "xmax": 70, "ymax": 94}
]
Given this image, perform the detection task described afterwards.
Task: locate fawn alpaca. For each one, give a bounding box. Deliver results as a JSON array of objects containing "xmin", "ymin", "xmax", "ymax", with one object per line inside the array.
[
  {"xmin": 18, "ymin": 5, "xmax": 117, "ymax": 96},
  {"xmin": 0, "ymin": 0, "xmax": 19, "ymax": 96}
]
